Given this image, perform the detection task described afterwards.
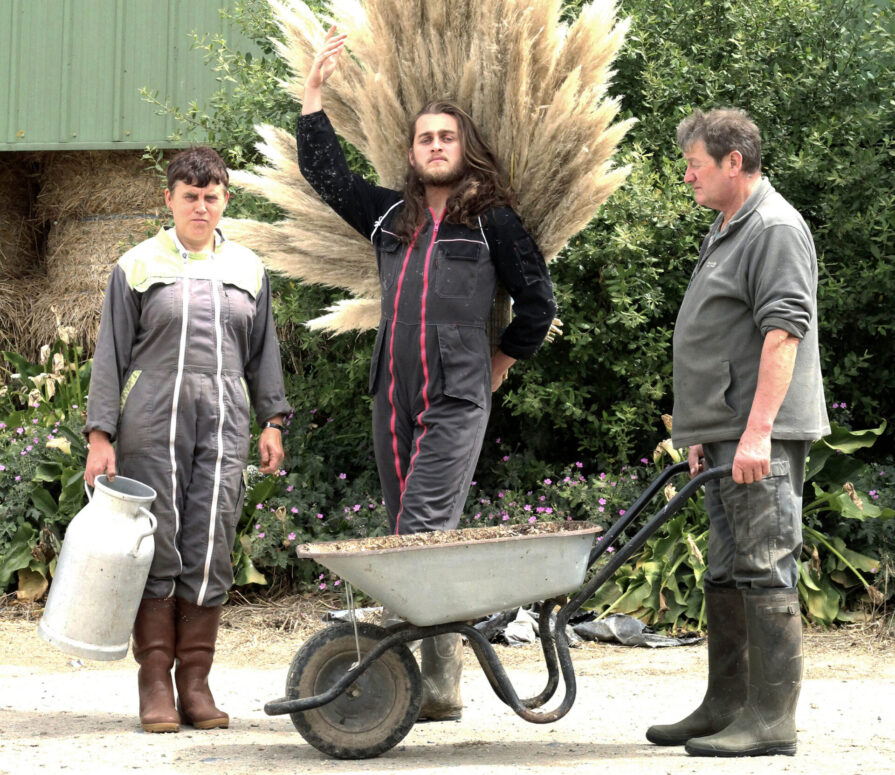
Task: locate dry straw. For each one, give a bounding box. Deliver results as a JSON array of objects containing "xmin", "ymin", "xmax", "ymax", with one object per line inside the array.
[
  {"xmin": 35, "ymin": 151, "xmax": 166, "ymax": 222},
  {"xmin": 11, "ymin": 151, "xmax": 167, "ymax": 357},
  {"xmin": 236, "ymin": 0, "xmax": 634, "ymax": 333},
  {"xmin": 0, "ymin": 155, "xmax": 41, "ymax": 352},
  {"xmin": 21, "ymin": 216, "xmax": 162, "ymax": 355},
  {"xmin": 0, "ymin": 155, "xmax": 40, "ymax": 282}
]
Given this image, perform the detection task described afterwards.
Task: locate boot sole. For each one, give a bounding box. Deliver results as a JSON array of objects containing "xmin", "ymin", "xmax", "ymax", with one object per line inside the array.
[
  {"xmin": 181, "ymin": 715, "xmax": 229, "ymax": 730},
  {"xmin": 416, "ymin": 712, "xmax": 462, "ymax": 723},
  {"xmin": 141, "ymin": 722, "xmax": 180, "ymax": 733},
  {"xmin": 685, "ymin": 741, "xmax": 797, "ymax": 757},
  {"xmin": 191, "ymin": 719, "xmax": 229, "ymax": 730},
  {"xmin": 645, "ymin": 732, "xmax": 689, "ymax": 746}
]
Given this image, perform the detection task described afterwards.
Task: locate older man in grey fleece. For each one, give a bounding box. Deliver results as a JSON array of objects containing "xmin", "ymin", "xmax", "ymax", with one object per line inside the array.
[{"xmin": 645, "ymin": 109, "xmax": 829, "ymax": 758}]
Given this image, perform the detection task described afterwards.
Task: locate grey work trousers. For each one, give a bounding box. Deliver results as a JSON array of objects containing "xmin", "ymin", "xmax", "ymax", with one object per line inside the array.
[{"xmin": 702, "ymin": 438, "xmax": 811, "ymax": 589}]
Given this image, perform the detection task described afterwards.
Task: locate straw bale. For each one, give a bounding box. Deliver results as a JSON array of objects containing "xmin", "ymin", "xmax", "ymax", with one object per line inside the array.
[
  {"xmin": 14, "ymin": 215, "xmax": 162, "ymax": 357},
  {"xmin": 0, "ymin": 213, "xmax": 40, "ymax": 283},
  {"xmin": 0, "ymin": 156, "xmax": 32, "ymax": 218},
  {"xmin": 35, "ymin": 151, "xmax": 167, "ymax": 221},
  {"xmin": 43, "ymin": 216, "xmax": 160, "ymax": 292},
  {"xmin": 0, "ymin": 154, "xmax": 42, "ymax": 283}
]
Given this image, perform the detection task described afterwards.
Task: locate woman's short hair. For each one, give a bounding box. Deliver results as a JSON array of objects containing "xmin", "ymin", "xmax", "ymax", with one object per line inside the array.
[
  {"xmin": 676, "ymin": 109, "xmax": 762, "ymax": 173},
  {"xmin": 166, "ymin": 146, "xmax": 229, "ymax": 190}
]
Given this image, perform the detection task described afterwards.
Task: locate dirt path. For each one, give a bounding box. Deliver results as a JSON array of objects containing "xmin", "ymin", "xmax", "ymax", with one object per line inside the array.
[{"xmin": 0, "ymin": 599, "xmax": 892, "ymax": 775}]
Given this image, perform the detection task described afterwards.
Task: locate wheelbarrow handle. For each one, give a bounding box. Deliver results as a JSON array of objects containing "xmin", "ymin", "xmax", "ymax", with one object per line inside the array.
[{"xmin": 578, "ymin": 463, "xmax": 732, "ymax": 602}]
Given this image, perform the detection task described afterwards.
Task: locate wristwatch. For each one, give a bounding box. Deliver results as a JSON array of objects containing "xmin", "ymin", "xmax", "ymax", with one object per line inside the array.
[{"xmin": 262, "ymin": 421, "xmax": 285, "ymax": 432}]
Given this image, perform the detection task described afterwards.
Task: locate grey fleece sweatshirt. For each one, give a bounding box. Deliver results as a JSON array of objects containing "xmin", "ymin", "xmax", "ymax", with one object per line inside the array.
[{"xmin": 671, "ymin": 179, "xmax": 830, "ymax": 447}]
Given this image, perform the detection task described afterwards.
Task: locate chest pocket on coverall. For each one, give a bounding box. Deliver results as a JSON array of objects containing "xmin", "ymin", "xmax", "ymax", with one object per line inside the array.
[
  {"xmin": 223, "ymin": 284, "xmax": 256, "ymax": 333},
  {"xmin": 140, "ymin": 279, "xmax": 178, "ymax": 329},
  {"xmin": 377, "ymin": 231, "xmax": 403, "ymax": 291},
  {"xmin": 435, "ymin": 240, "xmax": 482, "ymax": 299}
]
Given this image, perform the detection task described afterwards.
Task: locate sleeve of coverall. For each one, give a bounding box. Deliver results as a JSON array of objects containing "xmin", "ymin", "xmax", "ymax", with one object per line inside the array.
[
  {"xmin": 83, "ymin": 265, "xmax": 141, "ymax": 442},
  {"xmin": 296, "ymin": 110, "xmax": 401, "ymax": 238},
  {"xmin": 485, "ymin": 207, "xmax": 557, "ymax": 359},
  {"xmin": 243, "ymin": 270, "xmax": 291, "ymax": 423}
]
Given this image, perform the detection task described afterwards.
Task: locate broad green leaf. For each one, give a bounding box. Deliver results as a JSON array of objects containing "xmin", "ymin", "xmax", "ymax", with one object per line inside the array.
[
  {"xmin": 30, "ymin": 489, "xmax": 59, "ymax": 520},
  {"xmin": 0, "ymin": 525, "xmax": 38, "ymax": 589},
  {"xmin": 32, "ymin": 463, "xmax": 64, "ymax": 483},
  {"xmin": 820, "ymin": 420, "xmax": 886, "ymax": 454}
]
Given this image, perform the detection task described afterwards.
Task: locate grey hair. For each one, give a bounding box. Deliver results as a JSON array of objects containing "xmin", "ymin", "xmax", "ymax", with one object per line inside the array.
[{"xmin": 676, "ymin": 108, "xmax": 762, "ymax": 173}]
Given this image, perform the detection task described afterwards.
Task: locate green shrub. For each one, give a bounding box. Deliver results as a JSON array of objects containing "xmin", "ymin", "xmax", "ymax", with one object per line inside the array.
[{"xmin": 493, "ymin": 0, "xmax": 895, "ymax": 465}]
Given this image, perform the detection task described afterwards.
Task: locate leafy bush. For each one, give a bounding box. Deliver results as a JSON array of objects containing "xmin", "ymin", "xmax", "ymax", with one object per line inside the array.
[
  {"xmin": 581, "ymin": 423, "xmax": 894, "ymax": 629},
  {"xmin": 144, "ymin": 0, "xmax": 895, "ymax": 471},
  {"xmin": 0, "ymin": 335, "xmax": 90, "ymax": 598},
  {"xmin": 493, "ymin": 0, "xmax": 895, "ymax": 465}
]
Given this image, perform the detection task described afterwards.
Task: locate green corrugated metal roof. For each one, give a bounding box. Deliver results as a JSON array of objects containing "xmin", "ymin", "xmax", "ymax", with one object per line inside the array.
[{"xmin": 0, "ymin": 0, "xmax": 256, "ymax": 150}]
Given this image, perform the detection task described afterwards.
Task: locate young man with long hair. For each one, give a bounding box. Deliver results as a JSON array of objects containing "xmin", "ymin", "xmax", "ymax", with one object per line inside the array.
[{"xmin": 296, "ymin": 28, "xmax": 556, "ymax": 721}]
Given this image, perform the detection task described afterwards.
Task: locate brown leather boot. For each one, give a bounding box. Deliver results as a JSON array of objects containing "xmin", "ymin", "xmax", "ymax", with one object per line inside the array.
[
  {"xmin": 174, "ymin": 600, "xmax": 229, "ymax": 729},
  {"xmin": 132, "ymin": 597, "xmax": 179, "ymax": 733}
]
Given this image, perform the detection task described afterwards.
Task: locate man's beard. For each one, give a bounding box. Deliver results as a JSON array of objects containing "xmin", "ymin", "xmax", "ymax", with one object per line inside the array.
[{"xmin": 417, "ymin": 162, "xmax": 465, "ymax": 187}]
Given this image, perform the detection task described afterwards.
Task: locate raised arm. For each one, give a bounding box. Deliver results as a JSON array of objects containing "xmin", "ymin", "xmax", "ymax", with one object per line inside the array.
[
  {"xmin": 297, "ymin": 28, "xmax": 400, "ymax": 237},
  {"xmin": 302, "ymin": 26, "xmax": 346, "ymax": 115}
]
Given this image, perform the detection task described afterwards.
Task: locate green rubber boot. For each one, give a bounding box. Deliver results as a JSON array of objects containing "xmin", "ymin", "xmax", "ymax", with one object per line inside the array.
[
  {"xmin": 646, "ymin": 583, "xmax": 747, "ymax": 745},
  {"xmin": 686, "ymin": 587, "xmax": 802, "ymax": 757},
  {"xmin": 418, "ymin": 633, "xmax": 463, "ymax": 722}
]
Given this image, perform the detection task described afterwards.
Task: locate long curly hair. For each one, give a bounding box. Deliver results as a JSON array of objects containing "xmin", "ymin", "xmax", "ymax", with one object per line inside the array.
[{"xmin": 392, "ymin": 100, "xmax": 516, "ymax": 242}]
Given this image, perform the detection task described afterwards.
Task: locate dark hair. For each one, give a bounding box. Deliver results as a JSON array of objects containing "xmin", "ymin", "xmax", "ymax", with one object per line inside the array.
[
  {"xmin": 166, "ymin": 146, "xmax": 229, "ymax": 190},
  {"xmin": 676, "ymin": 108, "xmax": 762, "ymax": 173},
  {"xmin": 392, "ymin": 101, "xmax": 516, "ymax": 241}
]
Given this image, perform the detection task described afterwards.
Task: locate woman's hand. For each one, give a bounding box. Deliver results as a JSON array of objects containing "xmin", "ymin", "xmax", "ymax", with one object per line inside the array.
[
  {"xmin": 84, "ymin": 430, "xmax": 116, "ymax": 486},
  {"xmin": 258, "ymin": 425, "xmax": 285, "ymax": 475},
  {"xmin": 303, "ymin": 26, "xmax": 347, "ymax": 114}
]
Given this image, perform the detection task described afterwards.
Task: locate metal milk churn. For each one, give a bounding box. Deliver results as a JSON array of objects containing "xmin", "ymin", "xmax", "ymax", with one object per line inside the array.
[{"xmin": 38, "ymin": 474, "xmax": 157, "ymax": 661}]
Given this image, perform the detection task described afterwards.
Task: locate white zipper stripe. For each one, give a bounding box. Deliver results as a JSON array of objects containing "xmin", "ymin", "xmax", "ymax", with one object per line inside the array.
[
  {"xmin": 197, "ymin": 278, "xmax": 227, "ymax": 605},
  {"xmin": 168, "ymin": 276, "xmax": 190, "ymax": 577},
  {"xmin": 437, "ymin": 238, "xmax": 487, "ymax": 246},
  {"xmin": 370, "ymin": 200, "xmax": 404, "ymax": 242},
  {"xmin": 477, "ymin": 216, "xmax": 490, "ymax": 251}
]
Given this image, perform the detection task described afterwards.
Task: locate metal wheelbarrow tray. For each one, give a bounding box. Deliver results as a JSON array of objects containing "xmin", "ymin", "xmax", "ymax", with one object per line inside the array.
[
  {"xmin": 295, "ymin": 522, "xmax": 604, "ymax": 626},
  {"xmin": 265, "ymin": 462, "xmax": 732, "ymax": 760}
]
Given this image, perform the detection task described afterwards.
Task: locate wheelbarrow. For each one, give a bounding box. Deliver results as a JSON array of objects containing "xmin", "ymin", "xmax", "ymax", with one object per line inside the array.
[{"xmin": 264, "ymin": 462, "xmax": 731, "ymax": 759}]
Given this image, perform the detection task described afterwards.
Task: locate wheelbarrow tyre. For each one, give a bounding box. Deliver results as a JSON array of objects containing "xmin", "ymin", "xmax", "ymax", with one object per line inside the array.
[{"xmin": 286, "ymin": 622, "xmax": 422, "ymax": 759}]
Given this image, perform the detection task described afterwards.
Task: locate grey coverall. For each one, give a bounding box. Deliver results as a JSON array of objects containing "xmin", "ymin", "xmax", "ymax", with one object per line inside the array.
[
  {"xmin": 298, "ymin": 111, "xmax": 556, "ymax": 534},
  {"xmin": 84, "ymin": 228, "xmax": 290, "ymax": 606}
]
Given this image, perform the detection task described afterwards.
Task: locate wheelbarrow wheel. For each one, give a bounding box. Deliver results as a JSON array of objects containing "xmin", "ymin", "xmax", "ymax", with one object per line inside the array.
[{"xmin": 286, "ymin": 622, "xmax": 422, "ymax": 759}]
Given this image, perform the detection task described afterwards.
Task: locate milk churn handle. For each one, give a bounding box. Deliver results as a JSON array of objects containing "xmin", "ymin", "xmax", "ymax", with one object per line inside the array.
[
  {"xmin": 84, "ymin": 481, "xmax": 93, "ymax": 502},
  {"xmin": 131, "ymin": 508, "xmax": 158, "ymax": 558}
]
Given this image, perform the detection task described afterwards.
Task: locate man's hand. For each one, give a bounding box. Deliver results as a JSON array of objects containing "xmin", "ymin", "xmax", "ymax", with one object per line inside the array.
[
  {"xmin": 84, "ymin": 430, "xmax": 116, "ymax": 487},
  {"xmin": 491, "ymin": 349, "xmax": 517, "ymax": 392},
  {"xmin": 732, "ymin": 328, "xmax": 798, "ymax": 484},
  {"xmin": 258, "ymin": 425, "xmax": 285, "ymax": 475},
  {"xmin": 303, "ymin": 26, "xmax": 346, "ymax": 113},
  {"xmin": 688, "ymin": 444, "xmax": 705, "ymax": 478},
  {"xmin": 732, "ymin": 427, "xmax": 772, "ymax": 484}
]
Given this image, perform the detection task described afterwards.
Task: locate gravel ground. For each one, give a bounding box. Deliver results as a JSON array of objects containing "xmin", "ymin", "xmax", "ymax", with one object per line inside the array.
[{"xmin": 0, "ymin": 598, "xmax": 892, "ymax": 775}]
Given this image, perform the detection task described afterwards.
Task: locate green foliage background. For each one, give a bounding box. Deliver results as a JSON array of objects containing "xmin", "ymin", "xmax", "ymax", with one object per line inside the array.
[
  {"xmin": 3, "ymin": 0, "xmax": 894, "ymax": 627},
  {"xmin": 186, "ymin": 0, "xmax": 895, "ymax": 473}
]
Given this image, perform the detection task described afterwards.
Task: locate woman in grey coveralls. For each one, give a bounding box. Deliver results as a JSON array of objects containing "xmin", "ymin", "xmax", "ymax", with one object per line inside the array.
[{"xmin": 84, "ymin": 147, "xmax": 290, "ymax": 733}]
